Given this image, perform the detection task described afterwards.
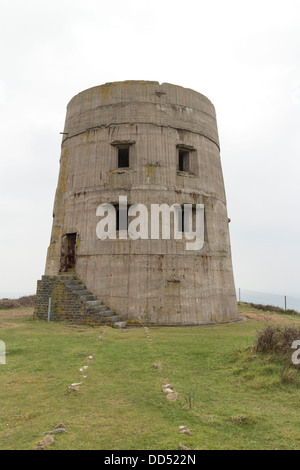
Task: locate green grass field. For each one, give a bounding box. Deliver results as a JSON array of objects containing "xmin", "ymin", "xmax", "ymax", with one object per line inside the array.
[{"xmin": 0, "ymin": 305, "xmax": 299, "ymax": 450}]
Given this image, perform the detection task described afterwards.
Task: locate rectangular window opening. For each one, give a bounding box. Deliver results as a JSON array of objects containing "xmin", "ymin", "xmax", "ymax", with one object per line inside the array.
[
  {"xmin": 178, "ymin": 150, "xmax": 189, "ymax": 172},
  {"xmin": 178, "ymin": 207, "xmax": 196, "ymax": 233},
  {"xmin": 118, "ymin": 147, "xmax": 130, "ymax": 168}
]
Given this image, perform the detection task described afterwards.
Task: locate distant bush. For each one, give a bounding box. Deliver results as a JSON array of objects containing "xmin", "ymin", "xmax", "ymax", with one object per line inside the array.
[
  {"xmin": 0, "ymin": 299, "xmax": 21, "ymax": 309},
  {"xmin": 244, "ymin": 302, "xmax": 299, "ymax": 316},
  {"xmin": 255, "ymin": 325, "xmax": 300, "ymax": 357},
  {"xmin": 0, "ymin": 295, "xmax": 36, "ymax": 310},
  {"xmin": 18, "ymin": 295, "xmax": 36, "ymax": 307}
]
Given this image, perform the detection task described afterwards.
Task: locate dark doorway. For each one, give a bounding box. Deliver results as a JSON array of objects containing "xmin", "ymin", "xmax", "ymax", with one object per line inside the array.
[{"xmin": 59, "ymin": 233, "xmax": 77, "ymax": 272}]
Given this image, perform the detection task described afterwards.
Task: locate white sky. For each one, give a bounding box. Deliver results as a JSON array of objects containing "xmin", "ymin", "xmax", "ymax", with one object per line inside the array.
[{"xmin": 0, "ymin": 0, "xmax": 299, "ymax": 298}]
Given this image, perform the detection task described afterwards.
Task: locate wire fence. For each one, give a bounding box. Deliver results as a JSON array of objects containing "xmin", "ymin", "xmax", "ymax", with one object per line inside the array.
[{"xmin": 237, "ymin": 288, "xmax": 300, "ymax": 313}]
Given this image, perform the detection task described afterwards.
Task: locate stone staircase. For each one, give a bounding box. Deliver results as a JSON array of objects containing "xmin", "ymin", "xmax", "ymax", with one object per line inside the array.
[{"xmin": 58, "ymin": 273, "xmax": 127, "ymax": 328}]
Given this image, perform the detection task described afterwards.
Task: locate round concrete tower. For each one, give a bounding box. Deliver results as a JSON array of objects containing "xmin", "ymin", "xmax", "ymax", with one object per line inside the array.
[{"xmin": 44, "ymin": 81, "xmax": 238, "ymax": 325}]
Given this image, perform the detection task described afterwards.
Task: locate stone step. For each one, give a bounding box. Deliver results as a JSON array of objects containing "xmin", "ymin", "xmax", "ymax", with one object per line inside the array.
[
  {"xmin": 101, "ymin": 310, "xmax": 116, "ymax": 317},
  {"xmin": 90, "ymin": 305, "xmax": 110, "ymax": 313},
  {"xmin": 88, "ymin": 305, "xmax": 116, "ymax": 317},
  {"xmin": 58, "ymin": 273, "xmax": 76, "ymax": 279},
  {"xmin": 109, "ymin": 315, "xmax": 121, "ymax": 323},
  {"xmin": 72, "ymin": 289, "xmax": 90, "ymax": 296},
  {"xmin": 114, "ymin": 321, "xmax": 127, "ymax": 329},
  {"xmin": 69, "ymin": 284, "xmax": 86, "ymax": 291},
  {"xmin": 56, "ymin": 274, "xmax": 125, "ymax": 326},
  {"xmin": 86, "ymin": 308, "xmax": 110, "ymax": 317},
  {"xmin": 63, "ymin": 279, "xmax": 81, "ymax": 286},
  {"xmin": 99, "ymin": 315, "xmax": 121, "ymax": 323},
  {"xmin": 86, "ymin": 300, "xmax": 103, "ymax": 307},
  {"xmin": 67, "ymin": 285, "xmax": 85, "ymax": 291},
  {"xmin": 80, "ymin": 295, "xmax": 96, "ymax": 302}
]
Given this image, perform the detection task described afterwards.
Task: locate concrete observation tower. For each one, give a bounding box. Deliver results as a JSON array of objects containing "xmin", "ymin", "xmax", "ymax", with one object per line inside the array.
[{"xmin": 35, "ymin": 81, "xmax": 239, "ymax": 326}]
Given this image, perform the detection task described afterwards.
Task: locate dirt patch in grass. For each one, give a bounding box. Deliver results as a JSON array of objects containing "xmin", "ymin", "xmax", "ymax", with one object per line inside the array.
[
  {"xmin": 0, "ymin": 308, "xmax": 33, "ymax": 327},
  {"xmin": 0, "ymin": 308, "xmax": 34, "ymax": 320},
  {"xmin": 241, "ymin": 311, "xmax": 288, "ymax": 323},
  {"xmin": 0, "ymin": 322, "xmax": 25, "ymax": 328}
]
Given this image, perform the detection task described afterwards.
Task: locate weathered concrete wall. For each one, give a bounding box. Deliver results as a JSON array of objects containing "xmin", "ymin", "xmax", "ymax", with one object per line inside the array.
[{"xmin": 44, "ymin": 81, "xmax": 238, "ymax": 325}]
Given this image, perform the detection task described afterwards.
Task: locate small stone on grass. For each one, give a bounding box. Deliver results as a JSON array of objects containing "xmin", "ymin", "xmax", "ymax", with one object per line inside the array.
[{"xmin": 36, "ymin": 435, "xmax": 55, "ymax": 450}]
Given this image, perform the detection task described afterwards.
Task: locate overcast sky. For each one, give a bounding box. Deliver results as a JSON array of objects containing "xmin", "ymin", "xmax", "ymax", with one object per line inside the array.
[{"xmin": 0, "ymin": 0, "xmax": 299, "ymax": 299}]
